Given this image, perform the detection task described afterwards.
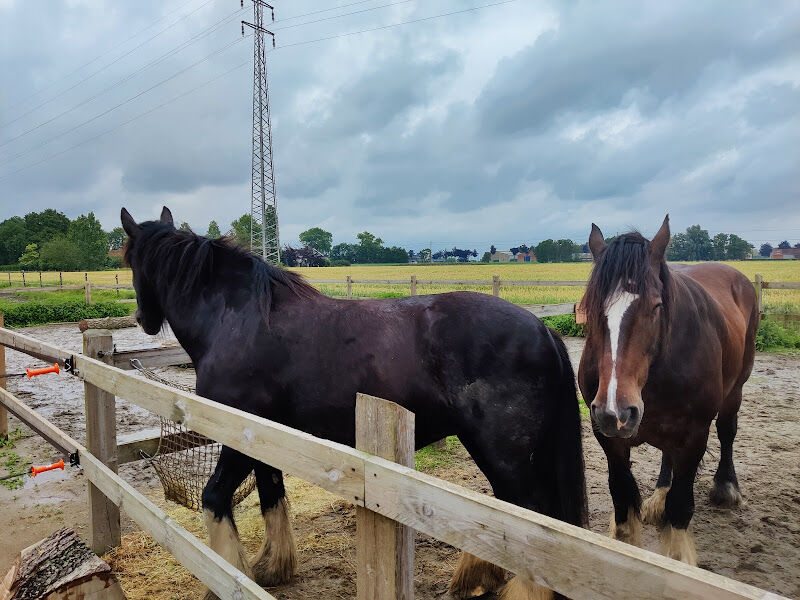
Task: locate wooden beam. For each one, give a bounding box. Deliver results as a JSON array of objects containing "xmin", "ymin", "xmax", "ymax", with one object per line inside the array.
[
  {"xmin": 111, "ymin": 344, "xmax": 192, "ymax": 370},
  {"xmin": 117, "ymin": 431, "xmax": 207, "ymax": 465},
  {"xmin": 761, "ymin": 281, "xmax": 800, "ymax": 290},
  {"xmin": 83, "ymin": 330, "xmax": 120, "ymax": 554},
  {"xmin": 524, "ymin": 302, "xmax": 577, "ymax": 318},
  {"xmin": 364, "ymin": 458, "xmax": 786, "ymax": 600},
  {"xmin": 0, "ymin": 386, "xmax": 275, "ymax": 600},
  {"xmin": 356, "ymin": 394, "xmax": 414, "ymax": 600},
  {"xmin": 0, "ymin": 327, "xmax": 68, "ymax": 365},
  {"xmin": 0, "ymin": 314, "xmax": 6, "ymax": 440},
  {"xmin": 755, "ymin": 274, "xmax": 763, "ymax": 315}
]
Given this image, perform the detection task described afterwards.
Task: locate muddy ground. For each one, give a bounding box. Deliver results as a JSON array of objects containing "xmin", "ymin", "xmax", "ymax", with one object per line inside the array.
[{"xmin": 0, "ymin": 323, "xmax": 797, "ymax": 599}]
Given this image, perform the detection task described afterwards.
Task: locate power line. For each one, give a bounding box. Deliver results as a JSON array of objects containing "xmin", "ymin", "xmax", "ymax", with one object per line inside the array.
[
  {"xmin": 0, "ymin": 0, "xmax": 426, "ymax": 152},
  {"xmin": 0, "ymin": 0, "xmax": 521, "ymax": 179},
  {"xmin": 1, "ymin": 0, "xmax": 220, "ymax": 130},
  {"xmin": 0, "ymin": 36, "xmax": 249, "ymax": 169},
  {"xmin": 3, "ymin": 0, "xmax": 204, "ymax": 113},
  {"xmin": 272, "ymin": 0, "xmax": 415, "ymax": 32}
]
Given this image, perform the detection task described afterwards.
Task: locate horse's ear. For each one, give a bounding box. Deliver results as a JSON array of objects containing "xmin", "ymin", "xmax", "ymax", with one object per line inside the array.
[
  {"xmin": 588, "ymin": 223, "xmax": 606, "ymax": 261},
  {"xmin": 121, "ymin": 208, "xmax": 139, "ymax": 239},
  {"xmin": 649, "ymin": 215, "xmax": 670, "ymax": 265},
  {"xmin": 160, "ymin": 206, "xmax": 174, "ymax": 227}
]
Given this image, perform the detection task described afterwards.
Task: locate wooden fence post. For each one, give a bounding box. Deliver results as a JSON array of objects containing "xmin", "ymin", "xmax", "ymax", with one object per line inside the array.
[
  {"xmin": 83, "ymin": 330, "xmax": 120, "ymax": 554},
  {"xmin": 755, "ymin": 274, "xmax": 763, "ymax": 315},
  {"xmin": 21, "ymin": 271, "xmax": 26, "ymax": 287},
  {"xmin": 492, "ymin": 274, "xmax": 500, "ymax": 297},
  {"xmin": 410, "ymin": 275, "xmax": 417, "ymax": 296},
  {"xmin": 39, "ymin": 272, "xmax": 42, "ymax": 287},
  {"xmin": 115, "ymin": 274, "xmax": 119, "ymax": 298},
  {"xmin": 0, "ymin": 314, "xmax": 7, "ymax": 441},
  {"xmin": 59, "ymin": 272, "xmax": 63, "ymax": 287},
  {"xmin": 84, "ymin": 281, "xmax": 92, "ymax": 306},
  {"xmin": 356, "ymin": 393, "xmax": 414, "ymax": 600},
  {"xmin": 347, "ymin": 275, "xmax": 353, "ymax": 300}
]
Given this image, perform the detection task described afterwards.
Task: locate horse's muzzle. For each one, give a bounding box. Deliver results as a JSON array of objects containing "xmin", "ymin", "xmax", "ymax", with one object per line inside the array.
[{"xmin": 590, "ymin": 402, "xmax": 642, "ymax": 438}]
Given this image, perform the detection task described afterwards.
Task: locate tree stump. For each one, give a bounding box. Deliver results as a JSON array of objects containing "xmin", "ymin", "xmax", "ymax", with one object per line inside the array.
[{"xmin": 0, "ymin": 528, "xmax": 126, "ymax": 600}]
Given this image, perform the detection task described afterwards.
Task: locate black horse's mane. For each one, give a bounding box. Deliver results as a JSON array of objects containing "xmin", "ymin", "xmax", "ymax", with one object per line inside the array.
[
  {"xmin": 124, "ymin": 222, "xmax": 319, "ymax": 321},
  {"xmin": 583, "ymin": 231, "xmax": 671, "ymax": 334}
]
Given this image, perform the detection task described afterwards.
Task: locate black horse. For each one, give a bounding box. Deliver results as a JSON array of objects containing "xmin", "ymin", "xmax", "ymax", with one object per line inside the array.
[{"xmin": 122, "ymin": 207, "xmax": 586, "ymax": 600}]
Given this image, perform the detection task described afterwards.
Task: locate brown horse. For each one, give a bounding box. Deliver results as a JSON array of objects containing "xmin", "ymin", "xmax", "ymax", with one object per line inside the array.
[{"xmin": 578, "ymin": 216, "xmax": 758, "ymax": 564}]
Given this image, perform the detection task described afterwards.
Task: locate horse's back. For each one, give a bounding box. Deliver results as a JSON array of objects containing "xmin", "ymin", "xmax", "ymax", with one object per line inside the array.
[{"xmin": 670, "ymin": 262, "xmax": 758, "ymax": 390}]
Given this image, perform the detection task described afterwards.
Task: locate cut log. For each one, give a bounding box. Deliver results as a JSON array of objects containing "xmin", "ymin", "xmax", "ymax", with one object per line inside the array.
[
  {"xmin": 0, "ymin": 527, "xmax": 126, "ymax": 600},
  {"xmin": 77, "ymin": 316, "xmax": 137, "ymax": 332}
]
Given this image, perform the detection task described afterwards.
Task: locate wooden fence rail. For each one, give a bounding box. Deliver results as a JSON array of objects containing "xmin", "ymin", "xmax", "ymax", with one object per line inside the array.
[{"xmin": 0, "ymin": 323, "xmax": 789, "ymax": 600}]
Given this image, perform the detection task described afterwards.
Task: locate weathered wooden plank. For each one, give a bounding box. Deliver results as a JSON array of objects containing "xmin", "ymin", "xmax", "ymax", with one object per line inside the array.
[
  {"xmin": 78, "ymin": 316, "xmax": 138, "ymax": 332},
  {"xmin": 761, "ymin": 281, "xmax": 800, "ymax": 290},
  {"xmin": 73, "ymin": 350, "xmax": 366, "ymax": 504},
  {"xmin": 364, "ymin": 459, "xmax": 784, "ymax": 600},
  {"xmin": 356, "ymin": 394, "xmax": 414, "ymax": 600},
  {"xmin": 83, "ymin": 330, "xmax": 120, "ymax": 554},
  {"xmin": 501, "ymin": 279, "xmax": 588, "ymax": 287},
  {"xmin": 0, "ymin": 327, "xmax": 68, "ymax": 365},
  {"xmin": 0, "ymin": 314, "xmax": 6, "ymax": 439},
  {"xmin": 0, "ymin": 285, "xmax": 84, "ymax": 295},
  {"xmin": 117, "ymin": 431, "xmax": 207, "ymax": 465},
  {"xmin": 524, "ymin": 302, "xmax": 577, "ymax": 318},
  {"xmin": 0, "ymin": 386, "xmax": 275, "ymax": 600},
  {"xmin": 111, "ymin": 344, "xmax": 192, "ymax": 369}
]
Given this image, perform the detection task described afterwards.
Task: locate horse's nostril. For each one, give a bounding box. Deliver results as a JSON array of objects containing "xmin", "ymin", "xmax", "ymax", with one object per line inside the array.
[{"xmin": 621, "ymin": 406, "xmax": 639, "ymax": 425}]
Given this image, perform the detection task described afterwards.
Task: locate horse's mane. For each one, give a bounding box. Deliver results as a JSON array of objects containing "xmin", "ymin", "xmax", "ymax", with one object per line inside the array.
[
  {"xmin": 583, "ymin": 231, "xmax": 671, "ymax": 335},
  {"xmin": 124, "ymin": 222, "xmax": 319, "ymax": 322}
]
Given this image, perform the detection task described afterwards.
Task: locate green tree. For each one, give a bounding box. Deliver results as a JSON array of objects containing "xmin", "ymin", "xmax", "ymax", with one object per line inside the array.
[
  {"xmin": 207, "ymin": 220, "xmax": 221, "ymax": 238},
  {"xmin": 480, "ymin": 251, "xmax": 492, "ymax": 263},
  {"xmin": 18, "ymin": 243, "xmax": 40, "ymax": 269},
  {"xmin": 711, "ymin": 233, "xmax": 729, "ymax": 260},
  {"xmin": 759, "ymin": 243, "xmax": 773, "ymax": 257},
  {"xmin": 726, "ymin": 234, "xmax": 751, "ymax": 260},
  {"xmin": 778, "ymin": 240, "xmax": 791, "ymax": 249},
  {"xmin": 179, "ymin": 221, "xmax": 192, "ymax": 232},
  {"xmin": 0, "ymin": 217, "xmax": 29, "ymax": 265},
  {"xmin": 39, "ymin": 238, "xmax": 83, "ymax": 271},
  {"xmin": 23, "ymin": 209, "xmax": 70, "ymax": 246},
  {"xmin": 67, "ymin": 212, "xmax": 108, "ymax": 269},
  {"xmin": 356, "ymin": 231, "xmax": 383, "ymax": 263},
  {"xmin": 230, "ymin": 214, "xmax": 260, "ymax": 248},
  {"xmin": 298, "ymin": 227, "xmax": 333, "ymax": 255},
  {"xmin": 107, "ymin": 227, "xmax": 126, "ymax": 251}
]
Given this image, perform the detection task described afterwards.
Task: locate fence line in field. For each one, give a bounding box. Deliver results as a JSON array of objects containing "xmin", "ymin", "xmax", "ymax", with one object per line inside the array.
[{"xmin": 0, "ymin": 322, "xmax": 790, "ymax": 600}]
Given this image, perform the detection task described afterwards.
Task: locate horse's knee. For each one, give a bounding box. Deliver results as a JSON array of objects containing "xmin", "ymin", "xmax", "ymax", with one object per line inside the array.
[
  {"xmin": 448, "ymin": 552, "xmax": 506, "ymax": 598},
  {"xmin": 251, "ymin": 497, "xmax": 297, "ymax": 586}
]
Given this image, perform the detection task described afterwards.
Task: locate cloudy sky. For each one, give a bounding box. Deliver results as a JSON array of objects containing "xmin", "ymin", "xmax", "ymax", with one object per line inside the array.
[{"xmin": 1, "ymin": 0, "xmax": 798, "ymax": 253}]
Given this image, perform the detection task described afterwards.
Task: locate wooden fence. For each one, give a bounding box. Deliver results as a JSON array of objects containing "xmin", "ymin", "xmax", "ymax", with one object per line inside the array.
[
  {"xmin": 0, "ymin": 322, "xmax": 790, "ymax": 600},
  {"xmin": 1, "ymin": 273, "xmax": 798, "ymax": 315}
]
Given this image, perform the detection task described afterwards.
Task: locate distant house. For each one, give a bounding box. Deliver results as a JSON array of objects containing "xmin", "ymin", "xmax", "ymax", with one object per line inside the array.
[
  {"xmin": 514, "ymin": 251, "xmax": 537, "ymax": 263},
  {"xmin": 770, "ymin": 248, "xmax": 800, "ymax": 259},
  {"xmin": 491, "ymin": 251, "xmax": 512, "ymax": 263},
  {"xmin": 578, "ymin": 252, "xmax": 593, "ymax": 262}
]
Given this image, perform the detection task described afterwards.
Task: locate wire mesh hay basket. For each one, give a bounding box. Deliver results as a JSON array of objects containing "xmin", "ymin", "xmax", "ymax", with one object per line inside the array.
[{"xmin": 131, "ymin": 360, "xmax": 255, "ymax": 511}]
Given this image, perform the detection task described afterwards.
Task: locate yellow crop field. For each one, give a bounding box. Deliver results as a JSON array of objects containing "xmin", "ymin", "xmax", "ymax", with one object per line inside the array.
[{"xmin": 2, "ymin": 260, "xmax": 797, "ymax": 311}]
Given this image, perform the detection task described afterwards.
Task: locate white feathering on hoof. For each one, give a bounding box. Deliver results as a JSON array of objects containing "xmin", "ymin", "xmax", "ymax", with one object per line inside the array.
[
  {"xmin": 202, "ymin": 509, "xmax": 253, "ymax": 600},
  {"xmin": 641, "ymin": 487, "xmax": 670, "ymax": 525},
  {"xmin": 660, "ymin": 525, "xmax": 698, "ymax": 566},
  {"xmin": 250, "ymin": 497, "xmax": 298, "ymax": 587},
  {"xmin": 448, "ymin": 552, "xmax": 506, "ymax": 598},
  {"xmin": 498, "ymin": 576, "xmax": 554, "ymax": 600},
  {"xmin": 608, "ymin": 506, "xmax": 642, "ymax": 547}
]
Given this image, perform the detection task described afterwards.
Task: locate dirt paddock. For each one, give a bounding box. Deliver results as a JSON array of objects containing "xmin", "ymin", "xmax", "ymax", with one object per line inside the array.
[{"xmin": 0, "ymin": 323, "xmax": 797, "ymax": 599}]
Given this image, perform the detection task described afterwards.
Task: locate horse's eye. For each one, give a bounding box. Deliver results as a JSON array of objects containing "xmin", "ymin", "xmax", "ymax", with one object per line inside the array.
[{"xmin": 653, "ymin": 303, "xmax": 663, "ymax": 313}]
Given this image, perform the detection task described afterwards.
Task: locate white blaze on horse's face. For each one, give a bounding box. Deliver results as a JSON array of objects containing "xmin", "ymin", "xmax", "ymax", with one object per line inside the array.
[{"xmin": 604, "ymin": 289, "xmax": 639, "ymax": 416}]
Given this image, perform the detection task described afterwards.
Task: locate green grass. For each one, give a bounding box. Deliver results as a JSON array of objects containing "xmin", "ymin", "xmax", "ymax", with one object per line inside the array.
[
  {"xmin": 414, "ymin": 436, "xmax": 462, "ymax": 472},
  {"xmin": 0, "ymin": 429, "xmax": 27, "ymax": 490}
]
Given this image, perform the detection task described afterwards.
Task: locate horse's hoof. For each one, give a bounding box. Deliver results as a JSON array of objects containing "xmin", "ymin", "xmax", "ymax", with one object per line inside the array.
[
  {"xmin": 251, "ymin": 557, "xmax": 296, "ymax": 587},
  {"xmin": 709, "ymin": 480, "xmax": 745, "ymax": 508},
  {"xmin": 659, "ymin": 525, "xmax": 697, "ymax": 566},
  {"xmin": 641, "ymin": 487, "xmax": 669, "ymax": 525},
  {"xmin": 448, "ymin": 552, "xmax": 506, "ymax": 598},
  {"xmin": 608, "ymin": 507, "xmax": 642, "ymax": 547},
  {"xmin": 498, "ymin": 576, "xmax": 553, "ymax": 600}
]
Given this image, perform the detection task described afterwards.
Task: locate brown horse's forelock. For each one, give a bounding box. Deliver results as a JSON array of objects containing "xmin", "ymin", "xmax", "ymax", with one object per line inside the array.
[
  {"xmin": 583, "ymin": 232, "xmax": 670, "ymax": 337},
  {"xmin": 127, "ymin": 223, "xmax": 319, "ymax": 322}
]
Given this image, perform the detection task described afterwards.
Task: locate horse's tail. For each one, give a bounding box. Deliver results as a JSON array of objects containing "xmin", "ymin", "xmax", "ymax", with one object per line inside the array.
[{"xmin": 548, "ymin": 328, "xmax": 589, "ymax": 528}]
